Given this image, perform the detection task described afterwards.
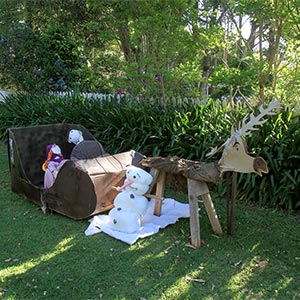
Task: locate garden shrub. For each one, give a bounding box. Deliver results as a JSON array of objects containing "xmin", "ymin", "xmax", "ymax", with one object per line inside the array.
[{"xmin": 0, "ymin": 92, "xmax": 299, "ymax": 210}]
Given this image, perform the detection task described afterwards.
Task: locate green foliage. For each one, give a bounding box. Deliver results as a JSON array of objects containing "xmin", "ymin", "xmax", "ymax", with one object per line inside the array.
[
  {"xmin": 1, "ymin": 93, "xmax": 299, "ymax": 210},
  {"xmin": 238, "ymin": 109, "xmax": 300, "ymax": 210},
  {"xmin": 0, "ymin": 21, "xmax": 86, "ymax": 92},
  {"xmin": 2, "ymin": 1, "xmax": 300, "ymax": 102},
  {"xmin": 0, "ymin": 22, "xmax": 41, "ymax": 90},
  {"xmin": 38, "ymin": 24, "xmax": 85, "ymax": 91}
]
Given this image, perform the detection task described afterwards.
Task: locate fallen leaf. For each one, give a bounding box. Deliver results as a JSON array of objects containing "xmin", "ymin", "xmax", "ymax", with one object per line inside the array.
[
  {"xmin": 185, "ymin": 243, "xmax": 198, "ymax": 249},
  {"xmin": 256, "ymin": 260, "xmax": 268, "ymax": 268},
  {"xmin": 234, "ymin": 261, "xmax": 243, "ymax": 267},
  {"xmin": 211, "ymin": 234, "xmax": 220, "ymax": 239},
  {"xmin": 174, "ymin": 256, "xmax": 179, "ymax": 264},
  {"xmin": 185, "ymin": 240, "xmax": 205, "ymax": 249},
  {"xmin": 186, "ymin": 276, "xmax": 206, "ymax": 284}
]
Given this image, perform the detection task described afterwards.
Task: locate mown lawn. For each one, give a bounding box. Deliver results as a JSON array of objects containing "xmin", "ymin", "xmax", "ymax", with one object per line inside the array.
[{"xmin": 0, "ymin": 141, "xmax": 300, "ymax": 300}]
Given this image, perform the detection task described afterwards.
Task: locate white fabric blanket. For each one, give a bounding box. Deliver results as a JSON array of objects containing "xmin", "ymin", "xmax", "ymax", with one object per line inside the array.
[{"xmin": 85, "ymin": 198, "xmax": 191, "ymax": 245}]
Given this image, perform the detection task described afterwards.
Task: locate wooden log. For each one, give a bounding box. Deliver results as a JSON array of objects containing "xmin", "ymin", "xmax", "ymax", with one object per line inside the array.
[{"xmin": 141, "ymin": 157, "xmax": 221, "ymax": 184}]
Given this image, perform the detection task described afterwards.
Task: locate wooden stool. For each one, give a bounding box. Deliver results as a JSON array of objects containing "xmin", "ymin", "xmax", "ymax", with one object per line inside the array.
[{"xmin": 147, "ymin": 168, "xmax": 222, "ymax": 249}]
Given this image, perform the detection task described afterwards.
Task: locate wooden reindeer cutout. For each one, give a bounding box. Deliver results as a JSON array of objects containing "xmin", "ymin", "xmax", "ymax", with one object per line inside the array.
[
  {"xmin": 206, "ymin": 100, "xmax": 281, "ymax": 175},
  {"xmin": 141, "ymin": 101, "xmax": 281, "ymax": 248}
]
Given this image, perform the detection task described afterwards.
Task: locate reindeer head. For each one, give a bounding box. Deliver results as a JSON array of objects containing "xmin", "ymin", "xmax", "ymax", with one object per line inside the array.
[{"xmin": 206, "ymin": 101, "xmax": 281, "ymax": 176}]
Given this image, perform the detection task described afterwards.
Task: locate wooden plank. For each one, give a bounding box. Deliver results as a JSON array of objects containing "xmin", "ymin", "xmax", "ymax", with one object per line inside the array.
[
  {"xmin": 201, "ymin": 192, "xmax": 223, "ymax": 235},
  {"xmin": 226, "ymin": 172, "xmax": 231, "ymax": 234},
  {"xmin": 149, "ymin": 168, "xmax": 160, "ymax": 192},
  {"xmin": 187, "ymin": 179, "xmax": 202, "ymax": 248},
  {"xmin": 227, "ymin": 171, "xmax": 237, "ymax": 235},
  {"xmin": 153, "ymin": 170, "xmax": 166, "ymax": 216}
]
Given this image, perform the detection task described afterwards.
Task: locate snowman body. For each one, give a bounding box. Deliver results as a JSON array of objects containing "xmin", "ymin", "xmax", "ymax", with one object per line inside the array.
[{"xmin": 108, "ymin": 166, "xmax": 153, "ymax": 233}]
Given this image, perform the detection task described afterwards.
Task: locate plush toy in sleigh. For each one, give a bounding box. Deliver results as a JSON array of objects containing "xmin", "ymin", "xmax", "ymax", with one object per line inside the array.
[{"xmin": 8, "ymin": 123, "xmax": 144, "ymax": 220}]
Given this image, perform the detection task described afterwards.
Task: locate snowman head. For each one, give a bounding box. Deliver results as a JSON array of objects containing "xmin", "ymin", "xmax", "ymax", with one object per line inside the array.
[{"xmin": 125, "ymin": 166, "xmax": 153, "ymax": 185}]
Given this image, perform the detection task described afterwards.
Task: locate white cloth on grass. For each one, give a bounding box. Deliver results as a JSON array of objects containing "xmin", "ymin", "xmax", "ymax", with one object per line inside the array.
[{"xmin": 84, "ymin": 198, "xmax": 191, "ymax": 245}]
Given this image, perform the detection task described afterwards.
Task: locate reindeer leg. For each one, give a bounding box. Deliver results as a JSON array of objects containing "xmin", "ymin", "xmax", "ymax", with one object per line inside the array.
[
  {"xmin": 188, "ymin": 179, "xmax": 222, "ymax": 248},
  {"xmin": 187, "ymin": 179, "xmax": 202, "ymax": 248},
  {"xmin": 226, "ymin": 172, "xmax": 237, "ymax": 235}
]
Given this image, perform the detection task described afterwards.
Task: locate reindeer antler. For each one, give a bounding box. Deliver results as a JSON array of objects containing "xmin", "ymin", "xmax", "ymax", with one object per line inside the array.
[
  {"xmin": 235, "ymin": 101, "xmax": 281, "ymax": 137},
  {"xmin": 206, "ymin": 101, "xmax": 281, "ymax": 158}
]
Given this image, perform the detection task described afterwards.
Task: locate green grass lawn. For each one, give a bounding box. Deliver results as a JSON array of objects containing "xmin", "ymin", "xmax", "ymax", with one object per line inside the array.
[{"xmin": 0, "ymin": 141, "xmax": 300, "ymax": 300}]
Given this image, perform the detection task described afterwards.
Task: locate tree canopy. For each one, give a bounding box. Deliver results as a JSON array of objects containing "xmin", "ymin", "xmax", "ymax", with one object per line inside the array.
[{"xmin": 0, "ymin": 0, "xmax": 300, "ymax": 104}]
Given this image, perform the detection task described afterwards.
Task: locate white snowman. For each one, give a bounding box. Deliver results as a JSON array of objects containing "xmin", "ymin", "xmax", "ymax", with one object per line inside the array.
[{"xmin": 108, "ymin": 166, "xmax": 153, "ymax": 233}]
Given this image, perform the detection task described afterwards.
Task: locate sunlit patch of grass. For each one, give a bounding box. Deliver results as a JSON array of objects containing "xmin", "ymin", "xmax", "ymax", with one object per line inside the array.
[
  {"xmin": 158, "ymin": 277, "xmax": 191, "ymax": 300},
  {"xmin": 0, "ymin": 236, "xmax": 75, "ymax": 279},
  {"xmin": 226, "ymin": 257, "xmax": 258, "ymax": 297}
]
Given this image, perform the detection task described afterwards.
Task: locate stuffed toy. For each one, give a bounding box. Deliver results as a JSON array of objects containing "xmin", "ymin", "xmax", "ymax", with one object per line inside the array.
[
  {"xmin": 68, "ymin": 129, "xmax": 84, "ymax": 145},
  {"xmin": 108, "ymin": 191, "xmax": 149, "ymax": 233},
  {"xmin": 42, "ymin": 144, "xmax": 66, "ymax": 189},
  {"xmin": 117, "ymin": 165, "xmax": 153, "ymax": 195},
  {"xmin": 107, "ymin": 166, "xmax": 153, "ymax": 233},
  {"xmin": 67, "ymin": 129, "xmax": 108, "ymax": 160},
  {"xmin": 114, "ymin": 190, "xmax": 149, "ymax": 216}
]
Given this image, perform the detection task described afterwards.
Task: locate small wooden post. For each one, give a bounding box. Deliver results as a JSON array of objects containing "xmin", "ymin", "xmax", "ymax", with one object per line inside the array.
[
  {"xmin": 153, "ymin": 170, "xmax": 166, "ymax": 216},
  {"xmin": 187, "ymin": 179, "xmax": 202, "ymax": 248},
  {"xmin": 188, "ymin": 179, "xmax": 223, "ymax": 248},
  {"xmin": 201, "ymin": 191, "xmax": 223, "ymax": 235},
  {"xmin": 227, "ymin": 171, "xmax": 237, "ymax": 235}
]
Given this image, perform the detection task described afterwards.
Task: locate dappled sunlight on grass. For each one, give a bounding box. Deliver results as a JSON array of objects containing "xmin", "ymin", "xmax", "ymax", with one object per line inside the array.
[
  {"xmin": 226, "ymin": 257, "xmax": 258, "ymax": 294},
  {"xmin": 276, "ymin": 276, "xmax": 293, "ymax": 294},
  {"xmin": 225, "ymin": 254, "xmax": 294, "ymax": 300},
  {"xmin": 159, "ymin": 277, "xmax": 191, "ymax": 300},
  {"xmin": 0, "ymin": 236, "xmax": 75, "ymax": 279},
  {"xmin": 249, "ymin": 242, "xmax": 260, "ymax": 252}
]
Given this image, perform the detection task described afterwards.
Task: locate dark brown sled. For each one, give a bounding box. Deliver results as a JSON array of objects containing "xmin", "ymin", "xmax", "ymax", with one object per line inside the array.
[{"xmin": 7, "ymin": 123, "xmax": 143, "ymax": 220}]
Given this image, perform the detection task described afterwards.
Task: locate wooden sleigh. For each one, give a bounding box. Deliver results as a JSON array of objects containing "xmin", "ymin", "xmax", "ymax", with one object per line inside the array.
[{"xmin": 8, "ymin": 124, "xmax": 143, "ymax": 220}]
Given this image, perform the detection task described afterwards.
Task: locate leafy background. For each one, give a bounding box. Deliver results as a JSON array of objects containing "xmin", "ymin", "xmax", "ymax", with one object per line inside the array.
[{"xmin": 0, "ymin": 93, "xmax": 299, "ymax": 210}]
